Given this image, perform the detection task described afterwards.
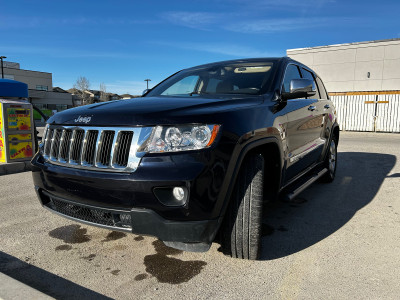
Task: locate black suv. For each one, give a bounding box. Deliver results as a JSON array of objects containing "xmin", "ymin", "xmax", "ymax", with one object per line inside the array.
[{"xmin": 32, "ymin": 57, "xmax": 339, "ymax": 260}]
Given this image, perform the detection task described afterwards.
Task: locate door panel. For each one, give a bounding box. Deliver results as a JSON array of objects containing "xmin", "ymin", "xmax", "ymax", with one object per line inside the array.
[
  {"xmin": 283, "ymin": 98, "xmax": 325, "ymax": 182},
  {"xmin": 279, "ymin": 64, "xmax": 328, "ymax": 184}
]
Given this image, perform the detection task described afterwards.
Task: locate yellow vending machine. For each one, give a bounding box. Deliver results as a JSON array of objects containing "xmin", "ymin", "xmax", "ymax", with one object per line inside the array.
[{"xmin": 0, "ymin": 100, "xmax": 35, "ymax": 163}]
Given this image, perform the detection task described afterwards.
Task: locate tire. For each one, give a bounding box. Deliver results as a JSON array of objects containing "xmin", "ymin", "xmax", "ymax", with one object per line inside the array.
[
  {"xmin": 221, "ymin": 154, "xmax": 264, "ymax": 260},
  {"xmin": 321, "ymin": 135, "xmax": 337, "ymax": 183}
]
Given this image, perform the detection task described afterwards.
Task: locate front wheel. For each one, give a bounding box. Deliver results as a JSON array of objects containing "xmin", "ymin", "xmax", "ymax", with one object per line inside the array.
[
  {"xmin": 321, "ymin": 135, "xmax": 337, "ymax": 183},
  {"xmin": 221, "ymin": 154, "xmax": 264, "ymax": 260}
]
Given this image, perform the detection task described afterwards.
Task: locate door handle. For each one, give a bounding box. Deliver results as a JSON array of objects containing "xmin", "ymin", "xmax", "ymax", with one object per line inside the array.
[
  {"xmin": 308, "ymin": 105, "xmax": 316, "ymax": 111},
  {"xmin": 324, "ymin": 104, "xmax": 330, "ymax": 109}
]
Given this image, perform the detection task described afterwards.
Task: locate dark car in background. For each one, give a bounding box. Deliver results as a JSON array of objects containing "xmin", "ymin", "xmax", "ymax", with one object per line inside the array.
[{"xmin": 31, "ymin": 57, "xmax": 339, "ymax": 260}]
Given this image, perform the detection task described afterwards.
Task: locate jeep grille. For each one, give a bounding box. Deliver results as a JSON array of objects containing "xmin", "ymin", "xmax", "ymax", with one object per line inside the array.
[{"xmin": 42, "ymin": 125, "xmax": 150, "ymax": 172}]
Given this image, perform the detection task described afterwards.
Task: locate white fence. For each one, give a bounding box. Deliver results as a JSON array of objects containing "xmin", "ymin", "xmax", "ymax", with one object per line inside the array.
[{"xmin": 330, "ymin": 93, "xmax": 400, "ymax": 133}]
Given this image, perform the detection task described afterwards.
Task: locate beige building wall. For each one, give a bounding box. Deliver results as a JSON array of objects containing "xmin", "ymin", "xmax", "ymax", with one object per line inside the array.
[
  {"xmin": 2, "ymin": 62, "xmax": 72, "ymax": 108},
  {"xmin": 287, "ymin": 39, "xmax": 400, "ymax": 93},
  {"xmin": 4, "ymin": 68, "xmax": 53, "ymax": 91}
]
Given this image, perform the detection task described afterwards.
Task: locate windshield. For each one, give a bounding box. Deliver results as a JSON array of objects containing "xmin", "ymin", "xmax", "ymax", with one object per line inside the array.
[{"xmin": 147, "ymin": 61, "xmax": 275, "ymax": 97}]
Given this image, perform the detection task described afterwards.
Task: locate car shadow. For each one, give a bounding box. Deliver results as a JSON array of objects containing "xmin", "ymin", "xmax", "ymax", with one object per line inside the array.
[
  {"xmin": 0, "ymin": 252, "xmax": 112, "ymax": 300},
  {"xmin": 260, "ymin": 152, "xmax": 396, "ymax": 261}
]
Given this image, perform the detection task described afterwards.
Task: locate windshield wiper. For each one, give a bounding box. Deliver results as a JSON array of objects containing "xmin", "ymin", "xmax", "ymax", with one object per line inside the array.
[{"xmin": 189, "ymin": 91, "xmax": 209, "ymax": 96}]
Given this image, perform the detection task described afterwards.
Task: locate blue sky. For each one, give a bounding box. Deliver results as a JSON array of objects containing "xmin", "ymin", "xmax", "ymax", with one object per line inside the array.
[{"xmin": 1, "ymin": 0, "xmax": 399, "ymax": 95}]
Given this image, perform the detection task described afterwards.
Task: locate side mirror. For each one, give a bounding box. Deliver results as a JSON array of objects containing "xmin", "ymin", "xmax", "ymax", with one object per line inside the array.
[
  {"xmin": 142, "ymin": 89, "xmax": 150, "ymax": 96},
  {"xmin": 282, "ymin": 79, "xmax": 316, "ymax": 100}
]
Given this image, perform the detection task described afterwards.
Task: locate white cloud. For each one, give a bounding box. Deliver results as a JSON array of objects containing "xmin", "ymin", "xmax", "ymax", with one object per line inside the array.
[
  {"xmin": 221, "ymin": 0, "xmax": 335, "ymax": 9},
  {"xmin": 0, "ymin": 45, "xmax": 138, "ymax": 59},
  {"xmin": 161, "ymin": 11, "xmax": 222, "ymax": 30},
  {"xmin": 224, "ymin": 18, "xmax": 328, "ymax": 34},
  {"xmin": 161, "ymin": 8, "xmax": 344, "ymax": 34},
  {"xmin": 0, "ymin": 15, "xmax": 160, "ymax": 29},
  {"xmin": 151, "ymin": 41, "xmax": 282, "ymax": 58}
]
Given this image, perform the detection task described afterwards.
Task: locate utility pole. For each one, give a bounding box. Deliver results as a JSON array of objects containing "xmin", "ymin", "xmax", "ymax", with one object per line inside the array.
[
  {"xmin": 144, "ymin": 79, "xmax": 151, "ymax": 89},
  {"xmin": 0, "ymin": 56, "xmax": 6, "ymax": 79}
]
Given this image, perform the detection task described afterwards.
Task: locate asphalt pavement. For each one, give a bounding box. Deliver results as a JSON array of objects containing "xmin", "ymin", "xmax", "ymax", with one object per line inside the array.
[{"xmin": 0, "ymin": 132, "xmax": 399, "ymax": 299}]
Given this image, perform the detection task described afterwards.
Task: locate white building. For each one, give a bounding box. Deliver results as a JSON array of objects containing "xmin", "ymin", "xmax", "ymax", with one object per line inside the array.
[
  {"xmin": 287, "ymin": 38, "xmax": 400, "ymax": 93},
  {"xmin": 287, "ymin": 39, "xmax": 400, "ymax": 133}
]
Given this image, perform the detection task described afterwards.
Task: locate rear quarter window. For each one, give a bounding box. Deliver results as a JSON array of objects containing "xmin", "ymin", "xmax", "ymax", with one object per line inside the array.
[
  {"xmin": 301, "ymin": 68, "xmax": 320, "ymax": 99},
  {"xmin": 316, "ymin": 77, "xmax": 329, "ymax": 99}
]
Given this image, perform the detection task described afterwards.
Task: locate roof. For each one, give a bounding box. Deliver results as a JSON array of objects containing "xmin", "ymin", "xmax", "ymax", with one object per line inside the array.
[
  {"xmin": 287, "ymin": 38, "xmax": 400, "ymax": 52},
  {"xmin": 185, "ymin": 57, "xmax": 285, "ymax": 71},
  {"xmin": 0, "ymin": 79, "xmax": 28, "ymax": 98},
  {"xmin": 53, "ymin": 87, "xmax": 68, "ymax": 93}
]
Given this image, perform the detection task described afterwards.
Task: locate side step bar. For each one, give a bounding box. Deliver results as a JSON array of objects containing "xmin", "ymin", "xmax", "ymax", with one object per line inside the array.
[{"xmin": 284, "ymin": 168, "xmax": 328, "ymax": 202}]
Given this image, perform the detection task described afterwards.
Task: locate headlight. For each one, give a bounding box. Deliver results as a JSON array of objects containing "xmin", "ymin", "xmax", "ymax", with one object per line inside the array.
[{"xmin": 140, "ymin": 124, "xmax": 220, "ymax": 153}]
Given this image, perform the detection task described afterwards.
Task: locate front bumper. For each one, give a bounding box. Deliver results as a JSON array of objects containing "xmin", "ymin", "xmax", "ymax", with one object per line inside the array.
[
  {"xmin": 35, "ymin": 187, "xmax": 219, "ymax": 250},
  {"xmin": 31, "ymin": 149, "xmax": 228, "ymax": 250}
]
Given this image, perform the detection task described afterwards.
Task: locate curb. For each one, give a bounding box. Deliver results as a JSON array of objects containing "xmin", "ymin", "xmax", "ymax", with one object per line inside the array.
[
  {"xmin": 0, "ymin": 272, "xmax": 54, "ymax": 300},
  {"xmin": 0, "ymin": 161, "xmax": 32, "ymax": 176}
]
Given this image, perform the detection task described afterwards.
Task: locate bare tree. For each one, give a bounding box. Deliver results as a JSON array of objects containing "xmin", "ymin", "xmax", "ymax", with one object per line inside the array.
[
  {"xmin": 100, "ymin": 82, "xmax": 108, "ymax": 101},
  {"xmin": 73, "ymin": 76, "xmax": 91, "ymax": 105}
]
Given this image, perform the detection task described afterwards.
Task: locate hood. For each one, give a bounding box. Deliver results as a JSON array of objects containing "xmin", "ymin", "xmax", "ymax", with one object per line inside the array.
[{"xmin": 48, "ymin": 94, "xmax": 266, "ymax": 126}]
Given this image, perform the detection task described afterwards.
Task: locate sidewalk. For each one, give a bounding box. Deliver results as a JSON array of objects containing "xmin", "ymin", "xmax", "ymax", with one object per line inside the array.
[
  {"xmin": 0, "ymin": 272, "xmax": 54, "ymax": 300},
  {"xmin": 0, "ymin": 161, "xmax": 32, "ymax": 176}
]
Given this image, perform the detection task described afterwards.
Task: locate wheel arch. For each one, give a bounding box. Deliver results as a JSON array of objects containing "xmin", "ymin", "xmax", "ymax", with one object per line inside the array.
[
  {"xmin": 218, "ymin": 136, "xmax": 283, "ymax": 219},
  {"xmin": 332, "ymin": 123, "xmax": 340, "ymax": 145}
]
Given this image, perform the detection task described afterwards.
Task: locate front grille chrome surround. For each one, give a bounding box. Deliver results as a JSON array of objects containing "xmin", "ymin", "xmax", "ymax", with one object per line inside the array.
[{"xmin": 42, "ymin": 125, "xmax": 153, "ymax": 173}]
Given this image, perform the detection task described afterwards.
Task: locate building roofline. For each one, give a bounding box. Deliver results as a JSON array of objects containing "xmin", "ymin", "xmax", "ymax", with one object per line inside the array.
[
  {"xmin": 287, "ymin": 38, "xmax": 400, "ymax": 52},
  {"xmin": 4, "ymin": 66, "xmax": 52, "ymax": 75}
]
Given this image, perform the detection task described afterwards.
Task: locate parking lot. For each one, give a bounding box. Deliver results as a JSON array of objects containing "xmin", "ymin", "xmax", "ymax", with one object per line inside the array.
[{"xmin": 0, "ymin": 131, "xmax": 399, "ymax": 299}]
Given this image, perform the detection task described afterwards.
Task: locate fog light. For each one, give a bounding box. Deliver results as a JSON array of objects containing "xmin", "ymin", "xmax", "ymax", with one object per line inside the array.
[
  {"xmin": 173, "ymin": 187, "xmax": 185, "ymax": 201},
  {"xmin": 153, "ymin": 186, "xmax": 188, "ymax": 206}
]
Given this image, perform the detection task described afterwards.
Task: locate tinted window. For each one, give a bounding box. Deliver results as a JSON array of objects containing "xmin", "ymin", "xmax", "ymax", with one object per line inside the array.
[
  {"xmin": 283, "ymin": 64, "xmax": 302, "ymax": 93},
  {"xmin": 301, "ymin": 68, "xmax": 320, "ymax": 98},
  {"xmin": 147, "ymin": 62, "xmax": 276, "ymax": 97},
  {"xmin": 205, "ymin": 78, "xmax": 222, "ymax": 93},
  {"xmin": 316, "ymin": 77, "xmax": 329, "ymax": 99}
]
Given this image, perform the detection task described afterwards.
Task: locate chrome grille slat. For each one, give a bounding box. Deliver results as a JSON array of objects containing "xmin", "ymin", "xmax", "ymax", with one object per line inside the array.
[
  {"xmin": 41, "ymin": 125, "xmax": 148, "ymax": 173},
  {"xmin": 93, "ymin": 130, "xmax": 103, "ymax": 166},
  {"xmin": 59, "ymin": 129, "xmax": 72, "ymax": 162},
  {"xmin": 78, "ymin": 130, "xmax": 89, "ymax": 163},
  {"xmin": 43, "ymin": 128, "xmax": 54, "ymax": 158},
  {"xmin": 108, "ymin": 130, "xmax": 120, "ymax": 167},
  {"xmin": 50, "ymin": 129, "xmax": 62, "ymax": 160},
  {"xmin": 68, "ymin": 130, "xmax": 78, "ymax": 163},
  {"xmin": 96, "ymin": 131, "xmax": 115, "ymax": 167},
  {"xmin": 114, "ymin": 131, "xmax": 133, "ymax": 167},
  {"xmin": 82, "ymin": 130, "xmax": 98, "ymax": 165},
  {"xmin": 70, "ymin": 129, "xmax": 84, "ymax": 163}
]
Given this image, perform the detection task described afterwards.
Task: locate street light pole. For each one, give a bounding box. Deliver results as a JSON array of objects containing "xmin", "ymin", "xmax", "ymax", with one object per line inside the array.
[
  {"xmin": 144, "ymin": 78, "xmax": 151, "ymax": 90},
  {"xmin": 0, "ymin": 56, "xmax": 6, "ymax": 79}
]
